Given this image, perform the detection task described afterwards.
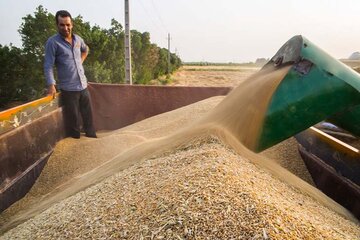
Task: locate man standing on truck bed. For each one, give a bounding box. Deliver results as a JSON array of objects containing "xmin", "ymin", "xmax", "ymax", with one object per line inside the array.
[{"xmin": 44, "ymin": 10, "xmax": 97, "ymax": 139}]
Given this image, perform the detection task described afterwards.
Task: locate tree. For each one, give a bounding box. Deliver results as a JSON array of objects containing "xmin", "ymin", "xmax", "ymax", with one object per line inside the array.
[
  {"xmin": 20, "ymin": 5, "xmax": 56, "ymax": 59},
  {"xmin": 0, "ymin": 45, "xmax": 43, "ymax": 107}
]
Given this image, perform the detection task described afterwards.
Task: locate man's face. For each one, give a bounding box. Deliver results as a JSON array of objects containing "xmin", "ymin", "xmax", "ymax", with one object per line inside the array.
[{"xmin": 57, "ymin": 16, "xmax": 73, "ymax": 38}]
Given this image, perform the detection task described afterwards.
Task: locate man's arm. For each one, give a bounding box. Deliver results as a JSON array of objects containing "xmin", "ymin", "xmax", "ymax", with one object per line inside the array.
[
  {"xmin": 44, "ymin": 39, "xmax": 57, "ymax": 98},
  {"xmin": 81, "ymin": 45, "xmax": 89, "ymax": 63},
  {"xmin": 47, "ymin": 84, "xmax": 56, "ymax": 97}
]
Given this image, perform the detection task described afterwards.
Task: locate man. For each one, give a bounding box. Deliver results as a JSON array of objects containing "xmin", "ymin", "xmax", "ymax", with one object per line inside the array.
[{"xmin": 44, "ymin": 10, "xmax": 97, "ymax": 139}]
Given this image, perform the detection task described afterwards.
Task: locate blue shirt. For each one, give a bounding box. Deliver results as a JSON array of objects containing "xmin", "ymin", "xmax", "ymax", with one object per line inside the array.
[{"xmin": 44, "ymin": 33, "xmax": 88, "ymax": 91}]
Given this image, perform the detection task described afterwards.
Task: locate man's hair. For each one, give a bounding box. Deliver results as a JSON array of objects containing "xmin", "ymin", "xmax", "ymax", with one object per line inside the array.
[{"xmin": 55, "ymin": 10, "xmax": 72, "ymax": 24}]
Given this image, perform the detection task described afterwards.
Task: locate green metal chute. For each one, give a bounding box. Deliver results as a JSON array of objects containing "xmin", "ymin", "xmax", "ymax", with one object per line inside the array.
[
  {"xmin": 254, "ymin": 35, "xmax": 360, "ymax": 152},
  {"xmin": 328, "ymin": 105, "xmax": 360, "ymax": 136}
]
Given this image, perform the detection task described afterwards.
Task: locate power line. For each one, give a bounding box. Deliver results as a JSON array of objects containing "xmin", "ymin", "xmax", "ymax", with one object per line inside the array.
[
  {"xmin": 132, "ymin": 0, "xmax": 152, "ymax": 31},
  {"xmin": 167, "ymin": 33, "xmax": 171, "ymax": 73},
  {"xmin": 136, "ymin": 0, "xmax": 166, "ymax": 36},
  {"xmin": 150, "ymin": 0, "xmax": 168, "ymax": 34},
  {"xmin": 134, "ymin": 0, "xmax": 178, "ymax": 57}
]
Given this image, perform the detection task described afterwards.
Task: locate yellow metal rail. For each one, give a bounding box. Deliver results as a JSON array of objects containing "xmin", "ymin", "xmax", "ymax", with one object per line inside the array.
[{"xmin": 0, "ymin": 94, "xmax": 60, "ymax": 135}]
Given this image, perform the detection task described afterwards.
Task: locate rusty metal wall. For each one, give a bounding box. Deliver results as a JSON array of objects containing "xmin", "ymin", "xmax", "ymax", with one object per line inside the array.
[
  {"xmin": 298, "ymin": 146, "xmax": 360, "ymax": 220},
  {"xmin": 0, "ymin": 109, "xmax": 66, "ymax": 212},
  {"xmin": 296, "ymin": 128, "xmax": 360, "ymax": 220},
  {"xmin": 88, "ymin": 83, "xmax": 231, "ymax": 131}
]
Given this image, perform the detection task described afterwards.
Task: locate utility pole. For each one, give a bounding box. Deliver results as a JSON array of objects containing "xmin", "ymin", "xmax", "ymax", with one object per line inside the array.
[
  {"xmin": 124, "ymin": 0, "xmax": 132, "ymax": 84},
  {"xmin": 167, "ymin": 33, "xmax": 171, "ymax": 74}
]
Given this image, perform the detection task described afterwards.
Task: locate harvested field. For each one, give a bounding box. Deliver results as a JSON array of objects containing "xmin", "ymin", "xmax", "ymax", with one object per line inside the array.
[
  {"xmin": 168, "ymin": 65, "xmax": 260, "ymax": 87},
  {"xmin": 1, "ymin": 65, "xmax": 359, "ymax": 239}
]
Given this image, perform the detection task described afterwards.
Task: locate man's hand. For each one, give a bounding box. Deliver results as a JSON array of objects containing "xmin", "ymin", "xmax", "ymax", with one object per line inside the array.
[
  {"xmin": 47, "ymin": 84, "xmax": 57, "ymax": 99},
  {"xmin": 81, "ymin": 45, "xmax": 89, "ymax": 63}
]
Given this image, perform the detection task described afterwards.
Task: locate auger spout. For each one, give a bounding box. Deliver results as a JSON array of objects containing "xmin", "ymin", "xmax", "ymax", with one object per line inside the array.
[{"xmin": 253, "ymin": 35, "xmax": 360, "ymax": 152}]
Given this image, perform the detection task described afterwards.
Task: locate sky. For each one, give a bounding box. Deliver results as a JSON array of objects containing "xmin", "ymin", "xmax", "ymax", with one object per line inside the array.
[{"xmin": 0, "ymin": 0, "xmax": 359, "ymax": 63}]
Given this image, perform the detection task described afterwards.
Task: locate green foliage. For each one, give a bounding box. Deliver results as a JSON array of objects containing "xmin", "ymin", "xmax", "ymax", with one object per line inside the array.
[
  {"xmin": 0, "ymin": 45, "xmax": 44, "ymax": 107},
  {"xmin": 84, "ymin": 61, "xmax": 112, "ymax": 83},
  {"xmin": 1, "ymin": 5, "xmax": 181, "ymax": 108},
  {"xmin": 0, "ymin": 5, "xmax": 55, "ymax": 108},
  {"xmin": 20, "ymin": 5, "xmax": 56, "ymax": 58}
]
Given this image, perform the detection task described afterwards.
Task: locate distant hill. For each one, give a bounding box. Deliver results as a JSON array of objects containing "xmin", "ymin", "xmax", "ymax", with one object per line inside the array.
[
  {"xmin": 349, "ymin": 52, "xmax": 360, "ymax": 60},
  {"xmin": 341, "ymin": 53, "xmax": 360, "ymax": 74}
]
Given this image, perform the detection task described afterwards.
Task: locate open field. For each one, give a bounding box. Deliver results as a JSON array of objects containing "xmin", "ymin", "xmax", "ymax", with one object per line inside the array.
[
  {"xmin": 167, "ymin": 60, "xmax": 360, "ymax": 87},
  {"xmin": 168, "ymin": 65, "xmax": 260, "ymax": 87}
]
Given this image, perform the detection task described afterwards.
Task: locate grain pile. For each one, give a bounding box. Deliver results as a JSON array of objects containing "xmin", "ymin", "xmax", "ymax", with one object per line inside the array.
[
  {"xmin": 0, "ymin": 96, "xmax": 224, "ymax": 230},
  {"xmin": 261, "ymin": 138, "xmax": 315, "ymax": 185},
  {"xmin": 2, "ymin": 136, "xmax": 359, "ymax": 239},
  {"xmin": 1, "ymin": 65, "xmax": 360, "ymax": 239}
]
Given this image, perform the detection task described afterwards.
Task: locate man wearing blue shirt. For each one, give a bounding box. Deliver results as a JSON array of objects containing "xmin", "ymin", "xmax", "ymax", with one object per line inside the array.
[{"xmin": 44, "ymin": 10, "xmax": 96, "ymax": 139}]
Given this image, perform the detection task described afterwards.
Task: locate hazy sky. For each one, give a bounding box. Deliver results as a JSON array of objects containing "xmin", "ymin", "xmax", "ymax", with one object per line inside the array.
[{"xmin": 1, "ymin": 0, "xmax": 359, "ymax": 62}]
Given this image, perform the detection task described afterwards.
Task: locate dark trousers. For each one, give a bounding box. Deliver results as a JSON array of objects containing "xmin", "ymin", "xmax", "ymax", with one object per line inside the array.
[{"xmin": 60, "ymin": 88, "xmax": 96, "ymax": 137}]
